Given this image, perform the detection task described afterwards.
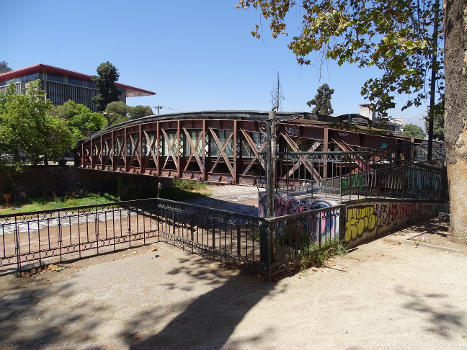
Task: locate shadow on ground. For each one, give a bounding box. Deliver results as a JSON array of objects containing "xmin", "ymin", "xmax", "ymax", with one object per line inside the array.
[
  {"xmin": 0, "ymin": 278, "xmax": 107, "ymax": 350},
  {"xmin": 184, "ymin": 197, "xmax": 258, "ymax": 217},
  {"xmin": 396, "ymin": 285, "xmax": 466, "ymax": 339},
  {"xmin": 120, "ymin": 254, "xmax": 282, "ymax": 350},
  {"xmin": 408, "ymin": 218, "xmax": 450, "ymax": 237}
]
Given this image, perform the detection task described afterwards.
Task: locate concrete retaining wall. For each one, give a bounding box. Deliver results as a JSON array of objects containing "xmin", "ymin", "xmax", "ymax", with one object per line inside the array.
[{"xmin": 344, "ymin": 199, "xmax": 446, "ymax": 248}]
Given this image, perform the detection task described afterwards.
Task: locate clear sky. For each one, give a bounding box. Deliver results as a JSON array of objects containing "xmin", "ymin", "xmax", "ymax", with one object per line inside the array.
[{"xmin": 3, "ymin": 0, "xmax": 428, "ymax": 127}]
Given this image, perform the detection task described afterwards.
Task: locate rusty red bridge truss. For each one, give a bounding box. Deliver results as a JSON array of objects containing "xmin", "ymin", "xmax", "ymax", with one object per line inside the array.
[{"xmin": 77, "ymin": 111, "xmax": 422, "ymax": 186}]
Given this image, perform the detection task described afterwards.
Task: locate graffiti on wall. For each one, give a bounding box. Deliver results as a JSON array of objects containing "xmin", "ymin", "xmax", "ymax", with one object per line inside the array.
[
  {"xmin": 341, "ymin": 173, "xmax": 367, "ymax": 192},
  {"xmin": 258, "ymin": 193, "xmax": 335, "ymax": 217},
  {"xmin": 345, "ymin": 206, "xmax": 376, "ymax": 241},
  {"xmin": 258, "ymin": 193, "xmax": 338, "ymax": 242},
  {"xmin": 345, "ymin": 201, "xmax": 430, "ymax": 243}
]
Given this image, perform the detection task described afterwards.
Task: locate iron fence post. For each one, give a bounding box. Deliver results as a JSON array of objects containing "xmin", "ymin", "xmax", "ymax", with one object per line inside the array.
[
  {"xmin": 58, "ymin": 211, "xmax": 62, "ymax": 261},
  {"xmin": 339, "ymin": 205, "xmax": 346, "ymax": 242},
  {"xmin": 259, "ymin": 219, "xmax": 271, "ymax": 280},
  {"xmin": 14, "ymin": 216, "xmax": 21, "ymax": 273}
]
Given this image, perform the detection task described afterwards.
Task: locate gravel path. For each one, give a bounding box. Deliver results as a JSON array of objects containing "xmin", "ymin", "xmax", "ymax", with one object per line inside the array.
[{"xmin": 0, "ymin": 225, "xmax": 465, "ymax": 350}]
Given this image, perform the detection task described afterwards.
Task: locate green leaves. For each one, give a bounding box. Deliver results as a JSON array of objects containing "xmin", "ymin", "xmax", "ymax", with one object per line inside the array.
[
  {"xmin": 402, "ymin": 123, "xmax": 426, "ymax": 139},
  {"xmin": 0, "ymin": 80, "xmax": 74, "ymax": 167},
  {"xmin": 238, "ymin": 0, "xmax": 443, "ymax": 116},
  {"xmin": 53, "ymin": 100, "xmax": 107, "ymax": 143},
  {"xmin": 92, "ymin": 61, "xmax": 121, "ymax": 112},
  {"xmin": 306, "ymin": 83, "xmax": 334, "ymax": 115}
]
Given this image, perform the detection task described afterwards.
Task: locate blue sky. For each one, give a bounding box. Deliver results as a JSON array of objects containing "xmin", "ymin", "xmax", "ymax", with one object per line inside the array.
[{"xmin": 3, "ymin": 0, "xmax": 428, "ymax": 127}]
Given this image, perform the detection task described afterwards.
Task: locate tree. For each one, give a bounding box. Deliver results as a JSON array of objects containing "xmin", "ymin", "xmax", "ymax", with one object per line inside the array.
[
  {"xmin": 238, "ymin": 0, "xmax": 443, "ymax": 117},
  {"xmin": 53, "ymin": 100, "xmax": 107, "ymax": 144},
  {"xmin": 424, "ymin": 96, "xmax": 444, "ymax": 140},
  {"xmin": 0, "ymin": 81, "xmax": 73, "ymax": 167},
  {"xmin": 443, "ymin": 0, "xmax": 466, "ymax": 243},
  {"xmin": 104, "ymin": 101, "xmax": 130, "ymax": 126},
  {"xmin": 0, "ymin": 61, "xmax": 12, "ymax": 74},
  {"xmin": 238, "ymin": 0, "xmax": 466, "ymax": 243},
  {"xmin": 128, "ymin": 105, "xmax": 153, "ymax": 119},
  {"xmin": 402, "ymin": 123, "xmax": 426, "ymax": 139},
  {"xmin": 92, "ymin": 61, "xmax": 121, "ymax": 112},
  {"xmin": 307, "ymin": 83, "xmax": 334, "ymax": 115}
]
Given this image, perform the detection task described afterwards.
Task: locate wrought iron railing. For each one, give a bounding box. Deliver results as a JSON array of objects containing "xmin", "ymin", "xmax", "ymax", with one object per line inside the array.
[
  {"xmin": 275, "ymin": 150, "xmax": 448, "ymax": 202},
  {"xmin": 264, "ymin": 205, "xmax": 345, "ymax": 277},
  {"xmin": 0, "ymin": 198, "xmax": 264, "ymax": 274}
]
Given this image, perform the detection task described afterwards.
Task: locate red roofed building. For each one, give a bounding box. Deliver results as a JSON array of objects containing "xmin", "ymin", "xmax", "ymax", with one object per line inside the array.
[{"xmin": 0, "ymin": 64, "xmax": 155, "ymax": 112}]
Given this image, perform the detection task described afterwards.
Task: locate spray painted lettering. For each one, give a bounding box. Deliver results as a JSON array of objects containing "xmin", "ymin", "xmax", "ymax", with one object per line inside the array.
[
  {"xmin": 345, "ymin": 201, "xmax": 439, "ymax": 243},
  {"xmin": 341, "ymin": 174, "xmax": 367, "ymax": 191},
  {"xmin": 345, "ymin": 206, "xmax": 376, "ymax": 241}
]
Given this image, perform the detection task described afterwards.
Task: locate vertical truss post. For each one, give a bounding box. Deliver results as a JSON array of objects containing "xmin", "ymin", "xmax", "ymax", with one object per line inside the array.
[
  {"xmin": 139, "ymin": 124, "xmax": 143, "ymax": 173},
  {"xmin": 177, "ymin": 120, "xmax": 181, "ymax": 178},
  {"xmin": 233, "ymin": 120, "xmax": 237, "ymax": 184},
  {"xmin": 90, "ymin": 138, "xmax": 93, "ymax": 168},
  {"xmin": 123, "ymin": 127, "xmax": 128, "ymax": 172},
  {"xmin": 202, "ymin": 119, "xmax": 207, "ymax": 181},
  {"xmin": 156, "ymin": 121, "xmax": 160, "ymax": 176},
  {"xmin": 323, "ymin": 128, "xmax": 329, "ymax": 183}
]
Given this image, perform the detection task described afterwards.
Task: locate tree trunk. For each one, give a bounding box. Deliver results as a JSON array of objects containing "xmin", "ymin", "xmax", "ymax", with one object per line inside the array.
[{"xmin": 444, "ymin": 0, "xmax": 467, "ymax": 243}]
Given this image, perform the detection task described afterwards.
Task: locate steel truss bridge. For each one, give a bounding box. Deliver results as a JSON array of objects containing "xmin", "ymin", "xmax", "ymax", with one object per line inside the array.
[{"xmin": 77, "ymin": 110, "xmax": 441, "ymax": 187}]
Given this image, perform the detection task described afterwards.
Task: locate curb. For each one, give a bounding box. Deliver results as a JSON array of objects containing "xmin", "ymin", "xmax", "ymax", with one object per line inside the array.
[{"xmin": 402, "ymin": 238, "xmax": 466, "ymax": 255}]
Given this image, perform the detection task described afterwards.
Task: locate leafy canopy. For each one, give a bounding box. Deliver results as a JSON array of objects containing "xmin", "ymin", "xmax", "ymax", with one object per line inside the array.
[
  {"xmin": 92, "ymin": 61, "xmax": 121, "ymax": 112},
  {"xmin": 0, "ymin": 81, "xmax": 73, "ymax": 167},
  {"xmin": 0, "ymin": 60, "xmax": 12, "ymax": 74},
  {"xmin": 238, "ymin": 0, "xmax": 443, "ymax": 116},
  {"xmin": 129, "ymin": 105, "xmax": 153, "ymax": 119},
  {"xmin": 307, "ymin": 83, "xmax": 334, "ymax": 115},
  {"xmin": 104, "ymin": 102, "xmax": 153, "ymax": 126},
  {"xmin": 53, "ymin": 100, "xmax": 107, "ymax": 143},
  {"xmin": 402, "ymin": 123, "xmax": 426, "ymax": 139}
]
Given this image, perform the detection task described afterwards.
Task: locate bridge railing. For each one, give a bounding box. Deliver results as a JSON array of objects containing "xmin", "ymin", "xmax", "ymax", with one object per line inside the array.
[
  {"xmin": 1, "ymin": 197, "xmax": 349, "ymax": 279},
  {"xmin": 275, "ymin": 150, "xmax": 448, "ymax": 202}
]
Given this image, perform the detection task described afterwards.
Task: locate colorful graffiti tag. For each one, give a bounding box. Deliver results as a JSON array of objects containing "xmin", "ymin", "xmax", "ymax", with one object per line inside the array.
[
  {"xmin": 258, "ymin": 193, "xmax": 338, "ymax": 242},
  {"xmin": 345, "ymin": 206, "xmax": 376, "ymax": 241},
  {"xmin": 344, "ymin": 201, "xmax": 438, "ymax": 244},
  {"xmin": 258, "ymin": 193, "xmax": 335, "ymax": 217},
  {"xmin": 341, "ymin": 174, "xmax": 367, "ymax": 192}
]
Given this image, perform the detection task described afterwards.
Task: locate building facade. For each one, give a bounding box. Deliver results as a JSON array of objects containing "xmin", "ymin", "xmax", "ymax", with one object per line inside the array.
[{"xmin": 0, "ymin": 64, "xmax": 155, "ymax": 111}]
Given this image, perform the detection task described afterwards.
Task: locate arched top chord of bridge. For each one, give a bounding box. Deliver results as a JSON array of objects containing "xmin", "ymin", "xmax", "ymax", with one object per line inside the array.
[{"xmin": 77, "ymin": 110, "xmax": 440, "ymax": 186}]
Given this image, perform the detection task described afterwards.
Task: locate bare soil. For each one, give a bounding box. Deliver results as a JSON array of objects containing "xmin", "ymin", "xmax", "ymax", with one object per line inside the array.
[{"xmin": 0, "ymin": 219, "xmax": 465, "ymax": 350}]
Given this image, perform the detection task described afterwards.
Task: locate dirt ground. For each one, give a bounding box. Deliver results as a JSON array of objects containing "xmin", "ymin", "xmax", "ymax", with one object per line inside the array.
[{"xmin": 0, "ymin": 217, "xmax": 465, "ymax": 350}]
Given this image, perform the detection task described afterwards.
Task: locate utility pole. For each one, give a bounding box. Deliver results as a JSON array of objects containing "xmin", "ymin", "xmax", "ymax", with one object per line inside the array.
[
  {"xmin": 154, "ymin": 105, "xmax": 164, "ymax": 115},
  {"xmin": 266, "ymin": 110, "xmax": 277, "ymax": 218},
  {"xmin": 427, "ymin": 0, "xmax": 440, "ymax": 161}
]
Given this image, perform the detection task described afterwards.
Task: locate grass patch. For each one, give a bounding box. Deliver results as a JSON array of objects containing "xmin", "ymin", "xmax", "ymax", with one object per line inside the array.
[
  {"xmin": 0, "ymin": 192, "xmax": 119, "ymax": 215},
  {"xmin": 297, "ymin": 239, "xmax": 347, "ymax": 270},
  {"xmin": 159, "ymin": 179, "xmax": 211, "ymax": 201}
]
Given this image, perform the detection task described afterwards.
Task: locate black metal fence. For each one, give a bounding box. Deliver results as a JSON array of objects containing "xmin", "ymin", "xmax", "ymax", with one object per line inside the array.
[
  {"xmin": 276, "ymin": 151, "xmax": 448, "ymax": 201},
  {"xmin": 0, "ymin": 198, "xmax": 264, "ymax": 275},
  {"xmin": 264, "ymin": 205, "xmax": 344, "ymax": 277},
  {"xmin": 0, "ymin": 197, "xmax": 345, "ymax": 279}
]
